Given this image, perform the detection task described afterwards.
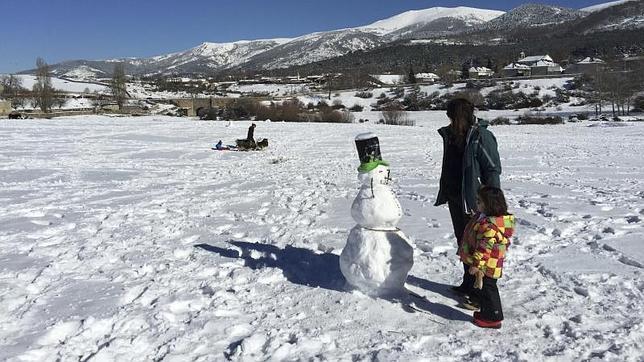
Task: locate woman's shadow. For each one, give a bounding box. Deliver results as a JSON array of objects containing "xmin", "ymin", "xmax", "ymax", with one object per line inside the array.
[{"xmin": 195, "ymin": 241, "xmax": 471, "ymax": 322}]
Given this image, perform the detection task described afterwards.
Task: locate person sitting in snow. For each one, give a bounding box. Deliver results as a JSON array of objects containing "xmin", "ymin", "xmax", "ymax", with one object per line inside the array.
[
  {"xmin": 458, "ymin": 186, "xmax": 515, "ymax": 329},
  {"xmin": 246, "ymin": 123, "xmax": 256, "ymax": 147},
  {"xmin": 215, "ymin": 140, "xmax": 226, "ymax": 150}
]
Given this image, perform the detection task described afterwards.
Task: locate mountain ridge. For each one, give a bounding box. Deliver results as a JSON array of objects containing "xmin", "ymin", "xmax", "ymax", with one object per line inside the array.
[{"xmin": 16, "ymin": 1, "xmax": 644, "ymax": 78}]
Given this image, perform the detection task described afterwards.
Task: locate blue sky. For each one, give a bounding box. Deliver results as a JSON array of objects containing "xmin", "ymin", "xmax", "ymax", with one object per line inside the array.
[{"xmin": 0, "ymin": 0, "xmax": 615, "ymax": 73}]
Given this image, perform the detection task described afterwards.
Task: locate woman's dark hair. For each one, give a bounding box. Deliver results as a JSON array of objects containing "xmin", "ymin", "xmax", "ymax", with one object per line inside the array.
[
  {"xmin": 446, "ymin": 98, "xmax": 475, "ymax": 144},
  {"xmin": 478, "ymin": 186, "xmax": 508, "ymax": 216}
]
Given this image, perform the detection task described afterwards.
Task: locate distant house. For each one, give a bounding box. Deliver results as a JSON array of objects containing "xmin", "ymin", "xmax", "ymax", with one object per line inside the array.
[
  {"xmin": 0, "ymin": 99, "xmax": 11, "ymax": 116},
  {"xmin": 566, "ymin": 57, "xmax": 606, "ymax": 74},
  {"xmin": 415, "ymin": 72, "xmax": 440, "ymax": 82},
  {"xmin": 468, "ymin": 67, "xmax": 494, "ymax": 79},
  {"xmin": 448, "ymin": 69, "xmax": 463, "ymax": 79},
  {"xmin": 502, "ymin": 63, "xmax": 532, "ymax": 78},
  {"xmin": 371, "ymin": 74, "xmax": 405, "ymax": 85},
  {"xmin": 515, "ymin": 53, "xmax": 564, "ymax": 76}
]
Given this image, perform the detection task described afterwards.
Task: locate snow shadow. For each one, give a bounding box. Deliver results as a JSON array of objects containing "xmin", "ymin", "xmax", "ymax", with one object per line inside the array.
[
  {"xmin": 406, "ymin": 275, "xmax": 462, "ymax": 303},
  {"xmin": 195, "ymin": 241, "xmax": 346, "ymax": 291},
  {"xmin": 399, "ymin": 294, "xmax": 472, "ymax": 322}
]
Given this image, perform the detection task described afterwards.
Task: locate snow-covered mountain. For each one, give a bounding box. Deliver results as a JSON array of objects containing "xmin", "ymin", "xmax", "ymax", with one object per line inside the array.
[
  {"xmin": 477, "ymin": 4, "xmax": 586, "ymax": 31},
  {"xmin": 22, "ymin": 2, "xmax": 644, "ymax": 78},
  {"xmin": 374, "ymin": 7, "xmax": 505, "ymax": 40},
  {"xmin": 242, "ymin": 7, "xmax": 504, "ymax": 69},
  {"xmin": 581, "ymin": 0, "xmax": 638, "ymax": 12},
  {"xmin": 138, "ymin": 39, "xmax": 292, "ymax": 71},
  {"xmin": 60, "ymin": 65, "xmax": 106, "ymax": 81},
  {"xmin": 241, "ymin": 30, "xmax": 385, "ymax": 70},
  {"xmin": 47, "ymin": 39, "xmax": 291, "ymax": 79},
  {"xmin": 577, "ymin": 0, "xmax": 644, "ymax": 32},
  {"xmin": 26, "ymin": 6, "xmax": 505, "ymax": 77},
  {"xmin": 360, "ymin": 6, "xmax": 504, "ymax": 35}
]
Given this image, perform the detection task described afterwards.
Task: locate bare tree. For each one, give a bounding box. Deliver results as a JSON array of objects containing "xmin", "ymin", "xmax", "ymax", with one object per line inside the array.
[
  {"xmin": 1, "ymin": 74, "xmax": 24, "ymax": 98},
  {"xmin": 1, "ymin": 74, "xmax": 27, "ymax": 109},
  {"xmin": 601, "ymin": 60, "xmax": 642, "ymax": 117},
  {"xmin": 54, "ymin": 94, "xmax": 67, "ymax": 109},
  {"xmin": 32, "ymin": 57, "xmax": 54, "ymax": 113},
  {"xmin": 110, "ymin": 63, "xmax": 128, "ymax": 110},
  {"xmin": 381, "ymin": 102, "xmax": 412, "ymax": 126},
  {"xmin": 436, "ymin": 63, "xmax": 458, "ymax": 86}
]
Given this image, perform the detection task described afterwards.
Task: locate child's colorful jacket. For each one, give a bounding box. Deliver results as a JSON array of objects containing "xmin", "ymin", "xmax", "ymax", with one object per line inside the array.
[{"xmin": 459, "ymin": 213, "xmax": 515, "ymax": 279}]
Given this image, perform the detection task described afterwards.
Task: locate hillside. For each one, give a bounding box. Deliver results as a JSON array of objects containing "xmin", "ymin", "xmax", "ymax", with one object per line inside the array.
[{"xmin": 16, "ymin": 1, "xmax": 644, "ymax": 78}]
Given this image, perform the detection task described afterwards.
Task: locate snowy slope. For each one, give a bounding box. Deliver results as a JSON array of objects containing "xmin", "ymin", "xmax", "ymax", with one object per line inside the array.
[
  {"xmin": 478, "ymin": 4, "xmax": 586, "ymax": 30},
  {"xmin": 361, "ymin": 6, "xmax": 504, "ymax": 34},
  {"xmin": 12, "ymin": 74, "xmax": 109, "ymax": 94},
  {"xmin": 33, "ymin": 6, "xmax": 506, "ymax": 77},
  {"xmin": 61, "ymin": 65, "xmax": 107, "ymax": 81},
  {"xmin": 578, "ymin": 0, "xmax": 644, "ymax": 32},
  {"xmin": 144, "ymin": 39, "xmax": 292, "ymax": 71},
  {"xmin": 581, "ymin": 0, "xmax": 638, "ymax": 12},
  {"xmin": 0, "ymin": 116, "xmax": 642, "ymax": 360},
  {"xmin": 20, "ymin": 2, "xmax": 644, "ymax": 77},
  {"xmin": 243, "ymin": 29, "xmax": 385, "ymax": 70}
]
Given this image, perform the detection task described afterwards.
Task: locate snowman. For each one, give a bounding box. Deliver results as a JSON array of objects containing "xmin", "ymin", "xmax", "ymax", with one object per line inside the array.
[{"xmin": 340, "ymin": 133, "xmax": 414, "ymax": 296}]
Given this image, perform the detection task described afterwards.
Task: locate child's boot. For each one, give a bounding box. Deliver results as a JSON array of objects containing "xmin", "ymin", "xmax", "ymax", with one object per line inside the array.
[{"xmin": 473, "ymin": 312, "xmax": 502, "ymax": 329}]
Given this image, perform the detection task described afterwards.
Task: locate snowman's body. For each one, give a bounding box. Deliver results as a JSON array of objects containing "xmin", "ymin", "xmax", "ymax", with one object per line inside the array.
[
  {"xmin": 340, "ymin": 139, "xmax": 414, "ymax": 296},
  {"xmin": 350, "ymin": 166, "xmax": 403, "ymax": 230}
]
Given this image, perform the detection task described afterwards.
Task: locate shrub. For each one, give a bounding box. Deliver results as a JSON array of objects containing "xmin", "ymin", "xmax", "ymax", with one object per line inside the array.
[
  {"xmin": 375, "ymin": 96, "xmax": 392, "ymax": 107},
  {"xmin": 349, "ymin": 104, "xmax": 364, "ymax": 112},
  {"xmin": 381, "ymin": 103, "xmax": 414, "ymax": 126},
  {"xmin": 633, "ymin": 95, "xmax": 644, "ymax": 111},
  {"xmin": 255, "ymin": 99, "xmax": 305, "ymax": 122},
  {"xmin": 554, "ymin": 88, "xmax": 570, "ymax": 103},
  {"xmin": 331, "ymin": 99, "xmax": 345, "ymax": 109},
  {"xmin": 486, "ymin": 90, "xmax": 543, "ymax": 110},
  {"xmin": 355, "ymin": 91, "xmax": 373, "ymax": 99},
  {"xmin": 490, "ymin": 117, "xmax": 511, "ymax": 125},
  {"xmin": 319, "ymin": 108, "xmax": 353, "ymax": 123},
  {"xmin": 390, "ymin": 87, "xmax": 405, "ymax": 99},
  {"xmin": 453, "ymin": 90, "xmax": 485, "ymax": 108},
  {"xmin": 466, "ymin": 80, "xmax": 497, "ymax": 90},
  {"xmin": 516, "ymin": 115, "xmax": 564, "ymax": 125}
]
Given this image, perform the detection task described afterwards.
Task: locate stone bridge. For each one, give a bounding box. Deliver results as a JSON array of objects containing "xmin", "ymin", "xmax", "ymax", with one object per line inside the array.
[{"xmin": 170, "ymin": 97, "xmax": 269, "ymax": 117}]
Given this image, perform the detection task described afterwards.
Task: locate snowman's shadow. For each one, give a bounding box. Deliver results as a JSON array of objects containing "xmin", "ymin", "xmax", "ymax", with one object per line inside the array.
[
  {"xmin": 196, "ymin": 240, "xmax": 472, "ymax": 322},
  {"xmin": 195, "ymin": 240, "xmax": 346, "ymax": 291}
]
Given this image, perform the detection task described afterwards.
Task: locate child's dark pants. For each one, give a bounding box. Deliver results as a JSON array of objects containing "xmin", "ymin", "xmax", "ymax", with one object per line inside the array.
[{"xmin": 479, "ymin": 276, "xmax": 504, "ymax": 321}]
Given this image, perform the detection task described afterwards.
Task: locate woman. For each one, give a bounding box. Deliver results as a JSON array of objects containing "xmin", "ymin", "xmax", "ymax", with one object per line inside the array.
[{"xmin": 434, "ymin": 98, "xmax": 502, "ymax": 299}]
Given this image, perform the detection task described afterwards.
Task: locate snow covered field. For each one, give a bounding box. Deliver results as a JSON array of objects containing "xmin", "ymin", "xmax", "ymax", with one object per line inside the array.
[{"xmin": 0, "ymin": 114, "xmax": 642, "ymax": 361}]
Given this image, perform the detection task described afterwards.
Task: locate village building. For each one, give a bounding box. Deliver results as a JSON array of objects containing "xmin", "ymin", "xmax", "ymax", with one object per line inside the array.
[
  {"xmin": 502, "ymin": 63, "xmax": 532, "ymax": 77},
  {"xmin": 468, "ymin": 66, "xmax": 494, "ymax": 79},
  {"xmin": 566, "ymin": 57, "xmax": 606, "ymax": 74},
  {"xmin": 513, "ymin": 52, "xmax": 564, "ymax": 76},
  {"xmin": 415, "ymin": 72, "xmax": 440, "ymax": 82}
]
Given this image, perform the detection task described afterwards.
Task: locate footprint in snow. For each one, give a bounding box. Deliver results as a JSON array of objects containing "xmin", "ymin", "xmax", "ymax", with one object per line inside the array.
[
  {"xmin": 30, "ymin": 220, "xmax": 53, "ymax": 226},
  {"xmin": 181, "ymin": 234, "xmax": 201, "ymax": 244}
]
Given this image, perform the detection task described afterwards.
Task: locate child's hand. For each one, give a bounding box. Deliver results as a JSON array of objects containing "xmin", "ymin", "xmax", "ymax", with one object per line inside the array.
[
  {"xmin": 468, "ymin": 266, "xmax": 479, "ymax": 275},
  {"xmin": 474, "ymin": 270, "xmax": 484, "ymax": 290}
]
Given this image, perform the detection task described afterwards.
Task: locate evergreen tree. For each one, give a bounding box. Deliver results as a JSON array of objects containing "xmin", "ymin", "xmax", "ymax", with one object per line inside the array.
[{"xmin": 407, "ymin": 64, "xmax": 417, "ymax": 84}]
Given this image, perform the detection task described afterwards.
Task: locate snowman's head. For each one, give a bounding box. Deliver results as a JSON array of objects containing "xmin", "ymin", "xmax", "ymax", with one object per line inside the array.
[{"xmin": 358, "ymin": 164, "xmax": 391, "ymax": 186}]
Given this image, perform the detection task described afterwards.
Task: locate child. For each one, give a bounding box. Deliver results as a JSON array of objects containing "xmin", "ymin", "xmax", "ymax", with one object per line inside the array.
[{"xmin": 458, "ymin": 186, "xmax": 515, "ymax": 329}]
